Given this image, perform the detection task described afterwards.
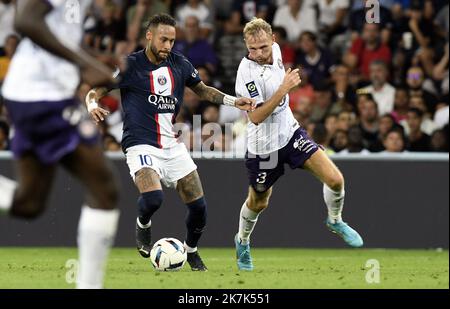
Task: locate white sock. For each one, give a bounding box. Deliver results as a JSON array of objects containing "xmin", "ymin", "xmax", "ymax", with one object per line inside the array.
[
  {"xmin": 0, "ymin": 175, "xmax": 17, "ymax": 214},
  {"xmin": 238, "ymin": 201, "xmax": 260, "ymax": 245},
  {"xmin": 76, "ymin": 206, "xmax": 120, "ymax": 289},
  {"xmin": 323, "ymin": 184, "xmax": 344, "ymax": 224},
  {"xmin": 184, "ymin": 242, "xmax": 197, "ymax": 253},
  {"xmin": 137, "ymin": 217, "xmax": 151, "ymax": 229}
]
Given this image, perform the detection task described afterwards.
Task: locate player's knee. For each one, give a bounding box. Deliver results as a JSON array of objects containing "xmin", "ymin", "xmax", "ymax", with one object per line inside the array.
[
  {"xmin": 138, "ymin": 190, "xmax": 164, "ymax": 215},
  {"xmin": 248, "ymin": 189, "xmax": 271, "ymax": 212},
  {"xmin": 327, "ymin": 171, "xmax": 345, "ymax": 192}
]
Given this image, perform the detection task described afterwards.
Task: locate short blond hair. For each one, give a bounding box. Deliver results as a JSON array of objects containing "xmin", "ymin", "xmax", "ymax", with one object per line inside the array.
[{"xmin": 243, "ymin": 18, "xmax": 272, "ymax": 39}]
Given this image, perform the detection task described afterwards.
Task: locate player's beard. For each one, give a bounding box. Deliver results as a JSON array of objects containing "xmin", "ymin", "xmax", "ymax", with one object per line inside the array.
[{"xmin": 150, "ymin": 44, "xmax": 169, "ymax": 62}]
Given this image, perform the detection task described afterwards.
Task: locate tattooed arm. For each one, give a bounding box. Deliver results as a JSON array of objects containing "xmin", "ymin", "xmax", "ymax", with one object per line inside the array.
[{"xmin": 190, "ymin": 81, "xmax": 255, "ymax": 111}]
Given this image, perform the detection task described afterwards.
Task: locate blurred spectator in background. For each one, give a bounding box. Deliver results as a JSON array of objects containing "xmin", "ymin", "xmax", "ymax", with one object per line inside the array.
[
  {"xmin": 430, "ymin": 128, "xmax": 449, "ymax": 152},
  {"xmin": 0, "ymin": 0, "xmax": 16, "ymax": 56},
  {"xmin": 176, "ymin": 0, "xmax": 214, "ymax": 39},
  {"xmin": 224, "ymin": 0, "xmax": 271, "ymax": 34},
  {"xmin": 403, "ymin": 95, "xmax": 438, "ymax": 135},
  {"xmin": 127, "ymin": 0, "xmax": 170, "ymax": 51},
  {"xmin": 273, "ymin": 0, "xmax": 318, "ymax": 43},
  {"xmin": 312, "ymin": 123, "xmax": 335, "ymax": 155},
  {"xmin": 330, "ymin": 64, "xmax": 356, "ymax": 111},
  {"xmin": 363, "ymin": 60, "xmax": 395, "ymax": 116},
  {"xmin": 273, "ymin": 26, "xmax": 296, "ymax": 69},
  {"xmin": 435, "ymin": 4, "xmax": 449, "ymax": 41},
  {"xmin": 406, "ymin": 107, "xmax": 431, "ymax": 151},
  {"xmin": 370, "ymin": 113, "xmax": 397, "ymax": 152},
  {"xmin": 382, "ymin": 127, "xmax": 406, "ymax": 153},
  {"xmin": 310, "ymin": 82, "xmax": 337, "ymax": 123},
  {"xmin": 174, "ymin": 15, "xmax": 218, "ymax": 72},
  {"xmin": 358, "ymin": 97, "xmax": 379, "ymax": 149},
  {"xmin": 291, "ymin": 96, "xmax": 313, "ymax": 127},
  {"xmin": 0, "ymin": 119, "xmax": 9, "ymax": 150},
  {"xmin": 406, "ymin": 66, "xmax": 439, "ymax": 115},
  {"xmin": 315, "ymin": 0, "xmax": 349, "ymax": 55},
  {"xmin": 336, "ymin": 110, "xmax": 356, "ymax": 132},
  {"xmin": 296, "ymin": 31, "xmax": 334, "ymax": 89},
  {"xmin": 86, "ymin": 1, "xmax": 125, "ymax": 53},
  {"xmin": 329, "ymin": 128, "xmax": 348, "ymax": 152},
  {"xmin": 391, "ymin": 87, "xmax": 410, "ymax": 123},
  {"xmin": 344, "ymin": 23, "xmax": 391, "ymax": 83},
  {"xmin": 324, "ymin": 113, "xmax": 338, "ymax": 140},
  {"xmin": 0, "ymin": 34, "xmax": 19, "ymax": 83},
  {"xmin": 339, "ymin": 125, "xmax": 370, "ymax": 154},
  {"xmin": 178, "ymin": 87, "xmax": 203, "ymax": 126}
]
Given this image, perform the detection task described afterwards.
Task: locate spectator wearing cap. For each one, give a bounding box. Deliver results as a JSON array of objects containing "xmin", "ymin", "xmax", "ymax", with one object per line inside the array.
[
  {"xmin": 344, "ymin": 23, "xmax": 392, "ymax": 83},
  {"xmin": 362, "ymin": 60, "xmax": 395, "ymax": 116},
  {"xmin": 295, "ymin": 31, "xmax": 335, "ymax": 89},
  {"xmin": 406, "ymin": 107, "xmax": 431, "ymax": 151}
]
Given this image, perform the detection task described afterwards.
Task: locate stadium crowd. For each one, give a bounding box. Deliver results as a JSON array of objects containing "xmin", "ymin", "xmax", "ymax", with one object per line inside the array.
[{"xmin": 0, "ymin": 0, "xmax": 448, "ymax": 154}]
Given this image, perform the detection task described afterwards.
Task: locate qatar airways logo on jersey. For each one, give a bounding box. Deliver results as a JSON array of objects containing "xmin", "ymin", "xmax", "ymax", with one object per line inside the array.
[{"xmin": 148, "ymin": 94, "xmax": 178, "ymax": 110}]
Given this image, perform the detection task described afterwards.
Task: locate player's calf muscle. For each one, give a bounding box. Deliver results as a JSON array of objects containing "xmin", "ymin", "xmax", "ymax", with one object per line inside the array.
[{"xmin": 177, "ymin": 171, "xmax": 204, "ymax": 203}]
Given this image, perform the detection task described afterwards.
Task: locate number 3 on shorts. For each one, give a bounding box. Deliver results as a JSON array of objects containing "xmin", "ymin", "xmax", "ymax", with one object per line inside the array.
[
  {"xmin": 138, "ymin": 154, "xmax": 153, "ymax": 167},
  {"xmin": 256, "ymin": 172, "xmax": 267, "ymax": 184}
]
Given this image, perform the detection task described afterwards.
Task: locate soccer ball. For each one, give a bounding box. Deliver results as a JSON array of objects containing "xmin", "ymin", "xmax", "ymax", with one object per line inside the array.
[{"xmin": 150, "ymin": 238, "xmax": 187, "ymax": 271}]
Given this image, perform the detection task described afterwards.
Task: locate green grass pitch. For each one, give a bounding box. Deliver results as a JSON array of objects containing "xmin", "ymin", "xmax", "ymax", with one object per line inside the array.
[{"xmin": 0, "ymin": 248, "xmax": 447, "ymax": 289}]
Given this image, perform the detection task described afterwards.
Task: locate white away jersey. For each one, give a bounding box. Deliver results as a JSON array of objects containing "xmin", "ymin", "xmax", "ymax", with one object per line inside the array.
[
  {"xmin": 235, "ymin": 42, "xmax": 299, "ymax": 155},
  {"xmin": 2, "ymin": 0, "xmax": 91, "ymax": 102}
]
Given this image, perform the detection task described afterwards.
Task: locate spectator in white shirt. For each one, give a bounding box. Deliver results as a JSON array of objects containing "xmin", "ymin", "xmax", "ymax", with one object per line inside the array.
[
  {"xmin": 272, "ymin": 0, "xmax": 318, "ymax": 43},
  {"xmin": 363, "ymin": 60, "xmax": 395, "ymax": 116}
]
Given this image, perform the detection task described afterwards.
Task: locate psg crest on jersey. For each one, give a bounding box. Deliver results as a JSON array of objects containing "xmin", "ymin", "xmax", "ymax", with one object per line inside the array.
[{"xmin": 158, "ymin": 75, "xmax": 167, "ymax": 86}]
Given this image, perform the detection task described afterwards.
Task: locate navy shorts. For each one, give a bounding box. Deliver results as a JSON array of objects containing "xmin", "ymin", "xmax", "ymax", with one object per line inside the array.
[
  {"xmin": 245, "ymin": 127, "xmax": 320, "ymax": 193},
  {"xmin": 5, "ymin": 99, "xmax": 99, "ymax": 164}
]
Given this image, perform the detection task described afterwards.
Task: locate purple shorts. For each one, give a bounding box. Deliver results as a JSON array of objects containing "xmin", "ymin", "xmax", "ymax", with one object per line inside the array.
[
  {"xmin": 5, "ymin": 99, "xmax": 99, "ymax": 164},
  {"xmin": 245, "ymin": 127, "xmax": 320, "ymax": 193}
]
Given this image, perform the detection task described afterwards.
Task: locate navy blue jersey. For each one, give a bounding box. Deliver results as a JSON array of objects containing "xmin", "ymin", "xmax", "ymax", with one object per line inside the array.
[{"xmin": 115, "ymin": 49, "xmax": 201, "ymax": 150}]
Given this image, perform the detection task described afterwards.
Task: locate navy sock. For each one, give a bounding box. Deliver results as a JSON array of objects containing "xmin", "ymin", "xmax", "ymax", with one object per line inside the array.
[
  {"xmin": 185, "ymin": 196, "xmax": 207, "ymax": 248},
  {"xmin": 138, "ymin": 190, "xmax": 163, "ymax": 226}
]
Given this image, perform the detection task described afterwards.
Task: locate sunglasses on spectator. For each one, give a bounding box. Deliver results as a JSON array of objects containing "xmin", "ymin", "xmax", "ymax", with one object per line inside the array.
[{"xmin": 407, "ymin": 73, "xmax": 422, "ymax": 80}]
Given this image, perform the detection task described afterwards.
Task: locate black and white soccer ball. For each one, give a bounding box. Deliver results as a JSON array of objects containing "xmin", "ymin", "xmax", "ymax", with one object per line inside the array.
[{"xmin": 150, "ymin": 238, "xmax": 187, "ymax": 271}]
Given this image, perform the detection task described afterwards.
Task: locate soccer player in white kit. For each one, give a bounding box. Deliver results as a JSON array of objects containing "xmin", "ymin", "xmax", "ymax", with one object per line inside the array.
[
  {"xmin": 0, "ymin": 0, "xmax": 120, "ymax": 288},
  {"xmin": 233, "ymin": 18, "xmax": 363, "ymax": 271}
]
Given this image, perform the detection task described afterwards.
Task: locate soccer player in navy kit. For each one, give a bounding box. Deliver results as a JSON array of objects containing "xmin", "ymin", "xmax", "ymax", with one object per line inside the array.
[{"xmin": 86, "ymin": 14, "xmax": 255, "ymax": 271}]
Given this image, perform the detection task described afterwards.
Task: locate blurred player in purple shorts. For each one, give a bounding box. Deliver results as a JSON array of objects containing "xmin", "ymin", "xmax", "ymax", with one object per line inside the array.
[{"xmin": 0, "ymin": 0, "xmax": 119, "ymax": 288}]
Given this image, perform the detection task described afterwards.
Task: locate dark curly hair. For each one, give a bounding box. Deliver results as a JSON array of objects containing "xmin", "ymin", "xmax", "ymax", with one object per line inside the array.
[{"xmin": 146, "ymin": 13, "xmax": 176, "ymax": 31}]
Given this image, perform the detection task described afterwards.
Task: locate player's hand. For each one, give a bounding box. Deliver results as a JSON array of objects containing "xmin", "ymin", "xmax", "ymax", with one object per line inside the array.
[
  {"xmin": 89, "ymin": 106, "xmax": 110, "ymax": 124},
  {"xmin": 235, "ymin": 97, "xmax": 256, "ymax": 112},
  {"xmin": 281, "ymin": 68, "xmax": 301, "ymax": 94}
]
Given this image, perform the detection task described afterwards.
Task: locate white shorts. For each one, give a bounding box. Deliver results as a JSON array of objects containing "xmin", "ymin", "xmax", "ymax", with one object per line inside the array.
[{"xmin": 125, "ymin": 143, "xmax": 197, "ymax": 189}]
